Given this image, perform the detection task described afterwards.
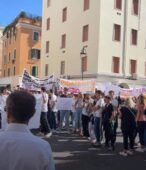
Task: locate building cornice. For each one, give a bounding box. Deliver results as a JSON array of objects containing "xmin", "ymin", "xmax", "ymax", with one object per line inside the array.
[{"xmin": 16, "ymin": 22, "xmax": 41, "ymax": 31}]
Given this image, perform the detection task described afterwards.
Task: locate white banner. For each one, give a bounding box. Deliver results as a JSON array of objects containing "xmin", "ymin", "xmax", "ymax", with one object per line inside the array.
[
  {"xmin": 21, "ymin": 70, "xmax": 55, "ymax": 90},
  {"xmin": 56, "ymin": 97, "xmax": 73, "ymax": 111}
]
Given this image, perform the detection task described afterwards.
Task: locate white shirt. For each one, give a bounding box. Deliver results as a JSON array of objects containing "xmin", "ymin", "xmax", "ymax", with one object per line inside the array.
[
  {"xmin": 0, "ymin": 123, "xmax": 55, "ymax": 170},
  {"xmin": 94, "ymin": 98, "xmax": 104, "ymax": 118},
  {"xmin": 112, "ymin": 98, "xmax": 118, "ymax": 108},
  {"xmin": 41, "ymin": 92, "xmax": 49, "ymax": 112},
  {"xmin": 51, "ymin": 94, "xmax": 57, "ymax": 112}
]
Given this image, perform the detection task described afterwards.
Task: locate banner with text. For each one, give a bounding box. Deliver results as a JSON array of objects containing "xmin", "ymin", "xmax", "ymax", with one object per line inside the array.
[
  {"xmin": 59, "ymin": 79, "xmax": 96, "ymax": 93},
  {"xmin": 21, "ymin": 70, "xmax": 55, "ymax": 90}
]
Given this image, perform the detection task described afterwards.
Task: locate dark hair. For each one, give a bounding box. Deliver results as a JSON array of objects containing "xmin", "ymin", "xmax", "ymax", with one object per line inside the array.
[
  {"xmin": 41, "ymin": 87, "xmax": 46, "ymax": 92},
  {"xmin": 6, "ymin": 91, "xmax": 36, "ymax": 123},
  {"xmin": 109, "ymin": 90, "xmax": 114, "ymax": 94},
  {"xmin": 95, "ymin": 90, "xmax": 102, "ymax": 95},
  {"xmin": 50, "ymin": 89, "xmax": 53, "ymax": 93},
  {"xmin": 104, "ymin": 96, "xmax": 111, "ymax": 100}
]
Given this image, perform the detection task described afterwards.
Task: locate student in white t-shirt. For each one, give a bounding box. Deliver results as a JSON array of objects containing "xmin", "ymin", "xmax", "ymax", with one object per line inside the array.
[
  {"xmin": 49, "ymin": 89, "xmax": 57, "ymax": 130},
  {"xmin": 93, "ymin": 90, "xmax": 104, "ymax": 146},
  {"xmin": 40, "ymin": 87, "xmax": 52, "ymax": 138}
]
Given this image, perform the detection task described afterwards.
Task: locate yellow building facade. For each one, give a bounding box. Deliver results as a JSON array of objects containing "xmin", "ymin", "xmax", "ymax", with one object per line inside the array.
[
  {"xmin": 1, "ymin": 12, "xmax": 41, "ymax": 87},
  {"xmin": 0, "ymin": 27, "xmax": 3, "ymax": 77}
]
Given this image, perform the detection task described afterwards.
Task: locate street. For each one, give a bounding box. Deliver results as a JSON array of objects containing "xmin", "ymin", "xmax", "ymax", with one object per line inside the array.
[{"xmin": 44, "ymin": 132, "xmax": 146, "ymax": 170}]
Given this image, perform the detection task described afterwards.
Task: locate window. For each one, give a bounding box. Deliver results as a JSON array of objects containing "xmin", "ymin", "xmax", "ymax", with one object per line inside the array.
[
  {"xmin": 145, "ymin": 62, "xmax": 146, "ymax": 76},
  {"xmin": 115, "ymin": 0, "xmax": 122, "ymax": 10},
  {"xmin": 61, "ymin": 34, "xmax": 66, "ymax": 48},
  {"xmin": 113, "ymin": 24, "xmax": 121, "ymax": 41},
  {"xmin": 31, "ymin": 66, "xmax": 38, "ymax": 77},
  {"xmin": 132, "ymin": 0, "xmax": 139, "ymax": 15},
  {"xmin": 4, "ymin": 55, "xmax": 7, "ymax": 64},
  {"xmin": 131, "ymin": 29, "xmax": 138, "ymax": 45},
  {"xmin": 113, "ymin": 57, "xmax": 120, "ymax": 73},
  {"xmin": 47, "ymin": 0, "xmax": 51, "ymax": 7},
  {"xmin": 46, "ymin": 41, "xmax": 50, "ymax": 53},
  {"xmin": 8, "ymin": 53, "xmax": 11, "ymax": 62},
  {"xmin": 13, "ymin": 67, "xmax": 16, "ymax": 76},
  {"xmin": 60, "ymin": 61, "xmax": 65, "ymax": 75},
  {"xmin": 130, "ymin": 59, "xmax": 137, "ymax": 74},
  {"xmin": 62, "ymin": 7, "xmax": 67, "ymax": 22},
  {"xmin": 4, "ymin": 70, "xmax": 5, "ymax": 77},
  {"xmin": 14, "ymin": 49, "xmax": 16, "ymax": 59},
  {"xmin": 84, "ymin": 0, "xmax": 90, "ymax": 11},
  {"xmin": 33, "ymin": 32, "xmax": 39, "ymax": 41},
  {"xmin": 82, "ymin": 25, "xmax": 89, "ymax": 42},
  {"xmin": 81, "ymin": 56, "xmax": 87, "ymax": 72},
  {"xmin": 47, "ymin": 18, "xmax": 50, "ymax": 30},
  {"xmin": 8, "ymin": 68, "xmax": 10, "ymax": 76},
  {"xmin": 45, "ymin": 64, "xmax": 49, "ymax": 76},
  {"xmin": 31, "ymin": 49, "xmax": 40, "ymax": 59}
]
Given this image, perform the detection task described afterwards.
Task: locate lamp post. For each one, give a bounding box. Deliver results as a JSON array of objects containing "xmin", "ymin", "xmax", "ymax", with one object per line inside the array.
[{"xmin": 80, "ymin": 46, "xmax": 87, "ymax": 80}]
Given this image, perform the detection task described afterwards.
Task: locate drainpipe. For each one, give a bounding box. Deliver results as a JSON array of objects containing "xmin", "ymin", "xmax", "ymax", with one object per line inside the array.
[{"xmin": 122, "ymin": 0, "xmax": 128, "ymax": 78}]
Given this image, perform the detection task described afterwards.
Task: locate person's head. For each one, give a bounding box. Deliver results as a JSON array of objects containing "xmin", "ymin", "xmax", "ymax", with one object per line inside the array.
[
  {"xmin": 64, "ymin": 87, "xmax": 68, "ymax": 95},
  {"xmin": 95, "ymin": 90, "xmax": 102, "ymax": 100},
  {"xmin": 2, "ymin": 87, "xmax": 7, "ymax": 95},
  {"xmin": 104, "ymin": 96, "xmax": 111, "ymax": 104},
  {"xmin": 137, "ymin": 94, "xmax": 145, "ymax": 105},
  {"xmin": 124, "ymin": 98, "xmax": 131, "ymax": 108},
  {"xmin": 78, "ymin": 93, "xmax": 83, "ymax": 99},
  {"xmin": 41, "ymin": 87, "xmax": 46, "ymax": 93},
  {"xmin": 50, "ymin": 89, "xmax": 53, "ymax": 94},
  {"xmin": 109, "ymin": 90, "xmax": 115, "ymax": 98},
  {"xmin": 6, "ymin": 91, "xmax": 36, "ymax": 124}
]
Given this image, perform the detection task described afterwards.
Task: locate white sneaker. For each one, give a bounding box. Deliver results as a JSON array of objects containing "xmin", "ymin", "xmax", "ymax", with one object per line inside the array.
[
  {"xmin": 127, "ymin": 150, "xmax": 134, "ymax": 155},
  {"xmin": 135, "ymin": 148, "xmax": 144, "ymax": 153},
  {"xmin": 45, "ymin": 132, "xmax": 52, "ymax": 138},
  {"xmin": 119, "ymin": 151, "xmax": 128, "ymax": 157},
  {"xmin": 36, "ymin": 132, "xmax": 44, "ymax": 136}
]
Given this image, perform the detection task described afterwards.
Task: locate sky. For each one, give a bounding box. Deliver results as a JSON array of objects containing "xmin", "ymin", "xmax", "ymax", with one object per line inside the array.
[{"xmin": 0, "ymin": 0, "xmax": 42, "ymax": 27}]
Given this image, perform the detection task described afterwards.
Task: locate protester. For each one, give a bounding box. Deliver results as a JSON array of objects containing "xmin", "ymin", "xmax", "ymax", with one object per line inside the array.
[
  {"xmin": 119, "ymin": 98, "xmax": 136, "ymax": 156},
  {"xmin": 40, "ymin": 87, "xmax": 52, "ymax": 137},
  {"xmin": 102, "ymin": 96, "xmax": 115, "ymax": 151},
  {"xmin": 49, "ymin": 89, "xmax": 57, "ymax": 131},
  {"xmin": 93, "ymin": 90, "xmax": 104, "ymax": 146},
  {"xmin": 72, "ymin": 94, "xmax": 78, "ymax": 131},
  {"xmin": 59, "ymin": 88, "xmax": 70, "ymax": 130},
  {"xmin": 136, "ymin": 95, "xmax": 146, "ymax": 152},
  {"xmin": 0, "ymin": 90, "xmax": 55, "ymax": 170},
  {"xmin": 74, "ymin": 93, "xmax": 83, "ymax": 134},
  {"xmin": 81, "ymin": 95, "xmax": 91, "ymax": 137}
]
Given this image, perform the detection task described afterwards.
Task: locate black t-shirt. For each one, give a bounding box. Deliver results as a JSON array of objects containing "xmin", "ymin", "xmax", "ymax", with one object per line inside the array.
[
  {"xmin": 102, "ymin": 103, "xmax": 114, "ymax": 123},
  {"xmin": 120, "ymin": 106, "xmax": 136, "ymax": 130}
]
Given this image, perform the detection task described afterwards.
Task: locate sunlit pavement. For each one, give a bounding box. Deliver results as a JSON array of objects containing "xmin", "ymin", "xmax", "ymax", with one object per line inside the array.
[{"xmin": 43, "ymin": 131, "xmax": 146, "ymax": 170}]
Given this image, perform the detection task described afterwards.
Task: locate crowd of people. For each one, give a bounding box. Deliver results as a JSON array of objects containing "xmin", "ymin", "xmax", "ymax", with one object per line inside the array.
[{"xmin": 0, "ymin": 86, "xmax": 146, "ymax": 157}]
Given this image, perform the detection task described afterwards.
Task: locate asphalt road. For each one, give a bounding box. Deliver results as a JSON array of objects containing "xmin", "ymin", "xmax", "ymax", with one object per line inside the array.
[{"xmin": 43, "ymin": 132, "xmax": 146, "ymax": 170}]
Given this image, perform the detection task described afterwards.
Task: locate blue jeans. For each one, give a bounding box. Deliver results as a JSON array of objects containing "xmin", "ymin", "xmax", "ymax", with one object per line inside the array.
[
  {"xmin": 60, "ymin": 110, "xmax": 70, "ymax": 129},
  {"xmin": 48, "ymin": 111, "xmax": 57, "ymax": 130},
  {"xmin": 75, "ymin": 108, "xmax": 82, "ymax": 130},
  {"xmin": 94, "ymin": 117, "xmax": 101, "ymax": 143}
]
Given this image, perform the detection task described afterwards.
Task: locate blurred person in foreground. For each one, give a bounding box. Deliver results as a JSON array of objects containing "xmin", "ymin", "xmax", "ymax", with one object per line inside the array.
[{"xmin": 0, "ymin": 91, "xmax": 55, "ymax": 170}]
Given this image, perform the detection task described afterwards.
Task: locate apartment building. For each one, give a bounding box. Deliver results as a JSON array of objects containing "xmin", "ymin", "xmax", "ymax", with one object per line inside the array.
[
  {"xmin": 41, "ymin": 0, "xmax": 146, "ymax": 86},
  {"xmin": 1, "ymin": 12, "xmax": 41, "ymax": 87},
  {"xmin": 0, "ymin": 27, "xmax": 4, "ymax": 77}
]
